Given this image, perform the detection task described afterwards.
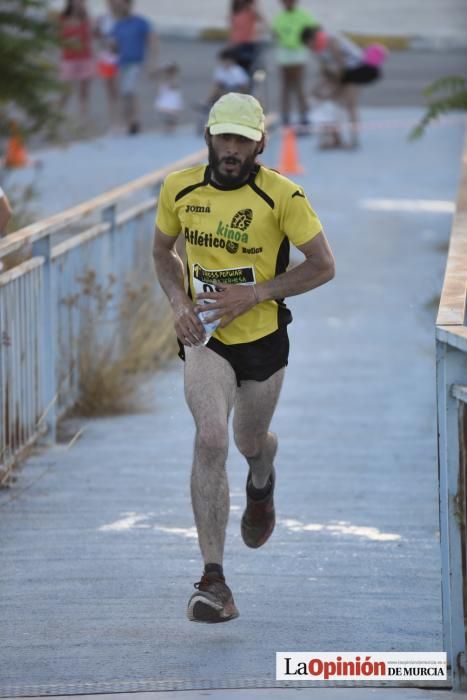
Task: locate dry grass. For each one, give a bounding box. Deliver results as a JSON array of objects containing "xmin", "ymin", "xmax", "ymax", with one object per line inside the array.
[{"xmin": 72, "ymin": 270, "xmax": 177, "ymax": 417}]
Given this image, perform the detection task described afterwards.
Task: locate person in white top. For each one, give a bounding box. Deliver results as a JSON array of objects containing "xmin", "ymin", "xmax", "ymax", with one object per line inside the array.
[
  {"xmin": 154, "ymin": 62, "xmax": 184, "ymax": 132},
  {"xmin": 302, "ymin": 25, "xmax": 386, "ymax": 148},
  {"xmin": 194, "ymin": 48, "xmax": 250, "ymax": 134},
  {"xmin": 205, "ymin": 48, "xmax": 250, "ymax": 105}
]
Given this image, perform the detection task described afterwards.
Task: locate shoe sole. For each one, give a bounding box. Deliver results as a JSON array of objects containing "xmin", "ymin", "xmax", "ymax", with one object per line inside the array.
[
  {"xmin": 187, "ymin": 596, "xmax": 239, "ymax": 623},
  {"xmin": 241, "ymin": 514, "xmax": 275, "ymax": 549}
]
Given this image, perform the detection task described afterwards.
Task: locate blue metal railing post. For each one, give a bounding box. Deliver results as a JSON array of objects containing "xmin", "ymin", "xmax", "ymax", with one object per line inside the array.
[
  {"xmin": 32, "ymin": 236, "xmax": 57, "ymax": 443},
  {"xmin": 102, "ymin": 204, "xmax": 117, "ymax": 256},
  {"xmin": 436, "ymin": 337, "xmax": 467, "ymax": 689}
]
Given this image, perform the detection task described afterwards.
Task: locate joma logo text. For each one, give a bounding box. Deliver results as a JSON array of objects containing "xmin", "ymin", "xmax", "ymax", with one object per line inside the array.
[{"xmin": 185, "ymin": 204, "xmax": 211, "ymax": 213}]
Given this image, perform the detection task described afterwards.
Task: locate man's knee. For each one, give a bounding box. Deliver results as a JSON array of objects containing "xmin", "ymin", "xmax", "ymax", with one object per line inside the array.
[
  {"xmin": 234, "ymin": 431, "xmax": 263, "ymax": 460},
  {"xmin": 196, "ymin": 425, "xmax": 229, "ymax": 457}
]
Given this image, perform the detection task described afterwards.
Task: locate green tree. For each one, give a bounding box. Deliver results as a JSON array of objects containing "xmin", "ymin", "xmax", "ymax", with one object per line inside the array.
[
  {"xmin": 410, "ymin": 75, "xmax": 467, "ymax": 139},
  {"xmin": 0, "ymin": 0, "xmax": 63, "ymax": 136}
]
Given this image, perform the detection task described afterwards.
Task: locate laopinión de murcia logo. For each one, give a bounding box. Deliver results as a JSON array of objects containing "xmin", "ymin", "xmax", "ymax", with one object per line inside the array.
[{"xmin": 276, "ymin": 652, "xmax": 447, "ymax": 681}]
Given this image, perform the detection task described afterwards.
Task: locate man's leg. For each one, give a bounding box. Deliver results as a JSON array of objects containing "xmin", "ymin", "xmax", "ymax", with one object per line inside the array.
[
  {"xmin": 184, "ymin": 346, "xmax": 236, "ymax": 565},
  {"xmin": 233, "ymin": 368, "xmax": 285, "ymax": 487},
  {"xmin": 286, "ymin": 64, "xmax": 309, "ymax": 132},
  {"xmin": 78, "ymin": 78, "xmax": 91, "ymax": 124},
  {"xmin": 280, "ymin": 66, "xmax": 292, "ymax": 125},
  {"xmin": 233, "ymin": 368, "xmax": 285, "ymax": 548},
  {"xmin": 184, "ymin": 346, "xmax": 240, "ymax": 622},
  {"xmin": 121, "ymin": 65, "xmax": 141, "ymax": 134},
  {"xmin": 340, "ymin": 83, "xmax": 360, "ymax": 147},
  {"xmin": 293, "ymin": 64, "xmax": 309, "ymax": 125}
]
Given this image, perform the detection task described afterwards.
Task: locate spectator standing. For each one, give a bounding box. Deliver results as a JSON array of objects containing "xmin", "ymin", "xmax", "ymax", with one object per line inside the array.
[
  {"xmin": 112, "ymin": 0, "xmax": 158, "ymax": 135},
  {"xmin": 58, "ymin": 0, "xmax": 95, "ymax": 125},
  {"xmin": 228, "ymin": 0, "xmax": 267, "ymax": 76},
  {"xmin": 272, "ymin": 0, "xmax": 317, "ymax": 131},
  {"xmin": 302, "ymin": 26, "xmax": 386, "ymax": 148},
  {"xmin": 95, "ymin": 0, "xmax": 121, "ymax": 128}
]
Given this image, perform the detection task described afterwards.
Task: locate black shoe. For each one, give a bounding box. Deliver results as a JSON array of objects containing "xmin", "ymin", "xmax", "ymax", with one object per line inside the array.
[
  {"xmin": 187, "ymin": 571, "xmax": 239, "ymax": 623},
  {"xmin": 128, "ymin": 122, "xmax": 141, "ymax": 135},
  {"xmin": 241, "ymin": 467, "xmax": 275, "ymax": 548}
]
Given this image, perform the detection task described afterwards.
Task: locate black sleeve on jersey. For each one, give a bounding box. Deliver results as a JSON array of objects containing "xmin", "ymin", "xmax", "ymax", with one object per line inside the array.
[
  {"xmin": 175, "ymin": 167, "xmax": 210, "ymax": 202},
  {"xmin": 247, "ymin": 165, "xmax": 275, "ymax": 209}
]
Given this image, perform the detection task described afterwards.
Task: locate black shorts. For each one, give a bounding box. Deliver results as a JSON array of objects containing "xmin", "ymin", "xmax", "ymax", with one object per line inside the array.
[
  {"xmin": 341, "ymin": 64, "xmax": 380, "ymax": 85},
  {"xmin": 178, "ymin": 326, "xmax": 289, "ymax": 386}
]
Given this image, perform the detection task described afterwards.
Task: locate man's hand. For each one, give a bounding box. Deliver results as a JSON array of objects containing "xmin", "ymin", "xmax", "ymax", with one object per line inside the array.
[
  {"xmin": 172, "ymin": 297, "xmax": 206, "ymax": 346},
  {"xmin": 196, "ymin": 284, "xmax": 258, "ymax": 328}
]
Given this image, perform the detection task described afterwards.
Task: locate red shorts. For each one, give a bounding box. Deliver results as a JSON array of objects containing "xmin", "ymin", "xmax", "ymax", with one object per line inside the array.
[
  {"xmin": 61, "ymin": 58, "xmax": 95, "ymax": 81},
  {"xmin": 98, "ymin": 61, "xmax": 118, "ymax": 78}
]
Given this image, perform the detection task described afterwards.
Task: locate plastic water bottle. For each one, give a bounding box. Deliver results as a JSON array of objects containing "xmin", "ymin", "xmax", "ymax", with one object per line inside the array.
[{"xmin": 197, "ymin": 305, "xmax": 220, "ymax": 346}]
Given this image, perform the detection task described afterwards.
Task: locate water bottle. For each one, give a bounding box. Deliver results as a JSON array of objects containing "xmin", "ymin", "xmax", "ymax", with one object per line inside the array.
[{"xmin": 197, "ymin": 305, "xmax": 220, "ymax": 346}]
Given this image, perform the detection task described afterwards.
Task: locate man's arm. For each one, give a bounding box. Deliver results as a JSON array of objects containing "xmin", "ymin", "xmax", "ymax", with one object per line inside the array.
[
  {"xmin": 258, "ymin": 231, "xmax": 335, "ymax": 300},
  {"xmin": 196, "ymin": 231, "xmax": 335, "ymax": 328},
  {"xmin": 153, "ymin": 226, "xmax": 205, "ymax": 346}
]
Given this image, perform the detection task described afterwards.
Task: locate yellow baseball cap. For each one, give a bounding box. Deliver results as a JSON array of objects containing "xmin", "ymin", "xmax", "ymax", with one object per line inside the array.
[{"xmin": 207, "ymin": 92, "xmax": 265, "ymax": 142}]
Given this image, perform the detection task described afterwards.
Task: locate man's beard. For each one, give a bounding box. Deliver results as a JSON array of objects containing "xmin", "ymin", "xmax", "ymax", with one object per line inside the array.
[{"xmin": 208, "ymin": 142, "xmax": 257, "ymax": 187}]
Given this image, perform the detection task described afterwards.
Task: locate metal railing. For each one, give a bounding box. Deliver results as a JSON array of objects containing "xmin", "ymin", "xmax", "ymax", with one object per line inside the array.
[
  {"xmin": 0, "ymin": 147, "xmax": 207, "ymax": 480},
  {"xmin": 436, "ymin": 126, "xmax": 467, "ymax": 690}
]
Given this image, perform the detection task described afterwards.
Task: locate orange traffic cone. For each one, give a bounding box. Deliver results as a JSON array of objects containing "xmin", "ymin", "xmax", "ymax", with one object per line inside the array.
[
  {"xmin": 4, "ymin": 123, "xmax": 30, "ymax": 168},
  {"xmin": 277, "ymin": 126, "xmax": 304, "ymax": 175}
]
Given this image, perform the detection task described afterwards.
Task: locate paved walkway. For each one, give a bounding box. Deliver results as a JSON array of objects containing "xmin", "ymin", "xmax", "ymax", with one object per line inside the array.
[{"xmin": 0, "ymin": 108, "xmax": 465, "ymax": 697}]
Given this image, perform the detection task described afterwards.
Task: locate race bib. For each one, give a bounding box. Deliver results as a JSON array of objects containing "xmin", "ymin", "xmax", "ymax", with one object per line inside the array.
[{"xmin": 192, "ymin": 263, "xmax": 256, "ymax": 298}]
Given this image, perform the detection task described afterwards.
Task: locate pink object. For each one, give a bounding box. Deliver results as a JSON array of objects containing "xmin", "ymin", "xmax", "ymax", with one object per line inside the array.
[
  {"xmin": 363, "ymin": 43, "xmax": 388, "ymax": 67},
  {"xmin": 314, "ymin": 30, "xmax": 328, "ymax": 53}
]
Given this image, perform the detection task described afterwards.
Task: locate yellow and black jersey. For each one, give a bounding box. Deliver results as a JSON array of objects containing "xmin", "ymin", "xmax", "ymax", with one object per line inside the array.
[{"xmin": 155, "ymin": 163, "xmax": 322, "ymax": 345}]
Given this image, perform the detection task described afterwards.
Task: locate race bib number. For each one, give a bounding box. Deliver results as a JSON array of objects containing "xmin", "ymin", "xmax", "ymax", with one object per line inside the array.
[{"xmin": 192, "ymin": 263, "xmax": 256, "ymax": 298}]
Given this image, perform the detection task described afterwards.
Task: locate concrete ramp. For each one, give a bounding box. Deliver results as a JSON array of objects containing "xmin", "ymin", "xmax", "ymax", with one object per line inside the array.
[{"xmin": 0, "ymin": 108, "xmax": 464, "ymax": 695}]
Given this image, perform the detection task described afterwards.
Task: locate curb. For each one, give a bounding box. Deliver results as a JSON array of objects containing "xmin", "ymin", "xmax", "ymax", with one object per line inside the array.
[{"xmin": 157, "ymin": 23, "xmax": 467, "ymax": 51}]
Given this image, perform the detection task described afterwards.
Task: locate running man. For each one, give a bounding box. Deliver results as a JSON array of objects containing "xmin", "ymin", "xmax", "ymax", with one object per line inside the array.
[{"xmin": 153, "ymin": 92, "xmax": 335, "ymax": 623}]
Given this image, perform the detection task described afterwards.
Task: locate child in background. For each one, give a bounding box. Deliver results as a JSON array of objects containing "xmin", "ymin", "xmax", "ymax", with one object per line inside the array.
[
  {"xmin": 194, "ymin": 48, "xmax": 250, "ymax": 134},
  {"xmin": 310, "ymin": 84, "xmax": 343, "ymax": 149},
  {"xmin": 154, "ymin": 62, "xmax": 184, "ymax": 132},
  {"xmin": 206, "ymin": 47, "xmax": 250, "ymax": 104}
]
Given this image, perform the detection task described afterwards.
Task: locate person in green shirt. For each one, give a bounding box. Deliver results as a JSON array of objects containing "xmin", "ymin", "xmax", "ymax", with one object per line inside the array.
[{"xmin": 272, "ymin": 0, "xmax": 317, "ymax": 130}]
